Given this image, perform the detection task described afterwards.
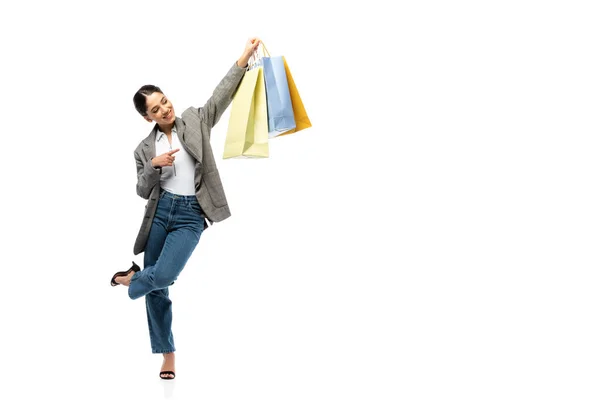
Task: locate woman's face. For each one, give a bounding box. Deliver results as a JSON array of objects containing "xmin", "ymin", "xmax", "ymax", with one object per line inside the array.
[{"xmin": 144, "ymin": 92, "xmax": 176, "ymax": 125}]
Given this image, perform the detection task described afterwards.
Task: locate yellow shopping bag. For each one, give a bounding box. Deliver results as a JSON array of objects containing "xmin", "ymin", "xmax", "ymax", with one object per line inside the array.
[
  {"xmin": 223, "ymin": 66, "xmax": 269, "ymax": 159},
  {"xmin": 277, "ymin": 57, "xmax": 312, "ymax": 137}
]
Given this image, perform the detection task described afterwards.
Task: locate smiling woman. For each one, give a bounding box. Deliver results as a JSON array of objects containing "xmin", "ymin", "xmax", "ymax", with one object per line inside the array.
[
  {"xmin": 134, "ymin": 87, "xmax": 177, "ymax": 125},
  {"xmin": 109, "ymin": 37, "xmax": 261, "ymax": 381}
]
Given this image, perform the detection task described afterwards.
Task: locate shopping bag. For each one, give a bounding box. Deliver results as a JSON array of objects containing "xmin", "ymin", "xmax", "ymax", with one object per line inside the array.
[
  {"xmin": 276, "ymin": 56, "xmax": 312, "ymax": 136},
  {"xmin": 223, "ymin": 66, "xmax": 269, "ymax": 159},
  {"xmin": 260, "ymin": 46, "xmax": 296, "ymax": 138}
]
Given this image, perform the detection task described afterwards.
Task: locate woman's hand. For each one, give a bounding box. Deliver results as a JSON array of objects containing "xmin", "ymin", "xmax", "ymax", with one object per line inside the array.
[
  {"xmin": 237, "ymin": 37, "xmax": 261, "ymax": 68},
  {"xmin": 152, "ymin": 149, "xmax": 180, "ymax": 168}
]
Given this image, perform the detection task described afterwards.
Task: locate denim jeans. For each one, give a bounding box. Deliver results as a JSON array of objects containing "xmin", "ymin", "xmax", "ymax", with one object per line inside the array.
[{"xmin": 129, "ymin": 189, "xmax": 204, "ymax": 353}]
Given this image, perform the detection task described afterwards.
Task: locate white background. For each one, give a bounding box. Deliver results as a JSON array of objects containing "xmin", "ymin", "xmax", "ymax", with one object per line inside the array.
[{"xmin": 1, "ymin": 0, "xmax": 599, "ymax": 399}]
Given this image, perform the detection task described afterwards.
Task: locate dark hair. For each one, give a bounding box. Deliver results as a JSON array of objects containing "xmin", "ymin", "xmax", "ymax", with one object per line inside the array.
[{"xmin": 133, "ymin": 85, "xmax": 163, "ymax": 116}]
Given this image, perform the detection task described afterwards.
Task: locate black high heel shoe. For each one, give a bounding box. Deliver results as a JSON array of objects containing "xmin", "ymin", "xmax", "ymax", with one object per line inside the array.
[
  {"xmin": 159, "ymin": 370, "xmax": 175, "ymax": 380},
  {"xmin": 110, "ymin": 261, "xmax": 141, "ymax": 286}
]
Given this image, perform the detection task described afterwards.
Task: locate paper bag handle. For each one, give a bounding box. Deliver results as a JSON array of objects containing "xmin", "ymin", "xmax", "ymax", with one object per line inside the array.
[{"xmin": 248, "ymin": 41, "xmax": 272, "ymax": 69}]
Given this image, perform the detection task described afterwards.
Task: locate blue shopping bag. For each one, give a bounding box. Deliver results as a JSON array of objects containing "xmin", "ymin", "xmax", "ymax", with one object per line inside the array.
[{"xmin": 262, "ymin": 55, "xmax": 296, "ymax": 137}]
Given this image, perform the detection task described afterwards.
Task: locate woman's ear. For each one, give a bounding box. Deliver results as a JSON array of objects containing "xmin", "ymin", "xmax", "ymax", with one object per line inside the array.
[{"xmin": 144, "ymin": 116, "xmax": 153, "ymax": 123}]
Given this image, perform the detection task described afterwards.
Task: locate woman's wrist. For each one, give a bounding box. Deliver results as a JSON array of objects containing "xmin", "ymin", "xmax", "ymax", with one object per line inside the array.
[{"xmin": 237, "ymin": 51, "xmax": 252, "ymax": 68}]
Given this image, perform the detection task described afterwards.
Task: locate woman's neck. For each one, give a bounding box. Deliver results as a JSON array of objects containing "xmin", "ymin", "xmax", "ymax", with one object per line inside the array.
[{"xmin": 158, "ymin": 122, "xmax": 175, "ymax": 133}]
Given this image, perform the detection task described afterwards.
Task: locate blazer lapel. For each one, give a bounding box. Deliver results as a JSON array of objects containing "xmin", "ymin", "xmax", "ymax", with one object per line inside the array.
[
  {"xmin": 175, "ymin": 117, "xmax": 186, "ymax": 139},
  {"xmin": 176, "ymin": 116, "xmax": 203, "ymax": 164},
  {"xmin": 141, "ymin": 125, "xmax": 158, "ymax": 162}
]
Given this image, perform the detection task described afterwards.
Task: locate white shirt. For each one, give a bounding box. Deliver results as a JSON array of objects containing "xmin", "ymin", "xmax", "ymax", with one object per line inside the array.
[{"xmin": 155, "ymin": 126, "xmax": 197, "ymax": 195}]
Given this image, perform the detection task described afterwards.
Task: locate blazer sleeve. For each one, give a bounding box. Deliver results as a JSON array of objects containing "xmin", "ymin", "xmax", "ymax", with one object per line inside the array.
[
  {"xmin": 135, "ymin": 150, "xmax": 161, "ymax": 199},
  {"xmin": 198, "ymin": 62, "xmax": 246, "ymax": 129}
]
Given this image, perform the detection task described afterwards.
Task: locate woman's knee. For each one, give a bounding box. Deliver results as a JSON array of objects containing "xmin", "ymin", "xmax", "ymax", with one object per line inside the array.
[{"xmin": 153, "ymin": 272, "xmax": 177, "ymax": 288}]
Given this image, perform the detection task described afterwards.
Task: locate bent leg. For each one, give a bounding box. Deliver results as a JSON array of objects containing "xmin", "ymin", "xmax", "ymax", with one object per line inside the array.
[{"xmin": 129, "ymin": 226, "xmax": 201, "ymax": 299}]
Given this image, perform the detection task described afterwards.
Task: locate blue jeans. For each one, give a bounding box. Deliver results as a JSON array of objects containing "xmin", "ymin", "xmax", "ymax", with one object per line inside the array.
[{"xmin": 129, "ymin": 189, "xmax": 204, "ymax": 353}]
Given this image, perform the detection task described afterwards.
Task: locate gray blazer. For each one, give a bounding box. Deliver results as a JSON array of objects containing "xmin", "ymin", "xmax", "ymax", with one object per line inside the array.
[{"xmin": 132, "ymin": 62, "xmax": 246, "ymax": 255}]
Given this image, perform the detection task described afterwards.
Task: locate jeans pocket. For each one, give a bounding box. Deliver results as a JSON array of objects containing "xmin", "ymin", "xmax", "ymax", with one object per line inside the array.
[{"xmin": 187, "ymin": 200, "xmax": 203, "ymax": 215}]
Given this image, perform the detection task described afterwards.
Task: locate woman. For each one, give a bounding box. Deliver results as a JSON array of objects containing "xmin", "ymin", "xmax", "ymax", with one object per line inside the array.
[{"xmin": 110, "ymin": 37, "xmax": 261, "ymax": 380}]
